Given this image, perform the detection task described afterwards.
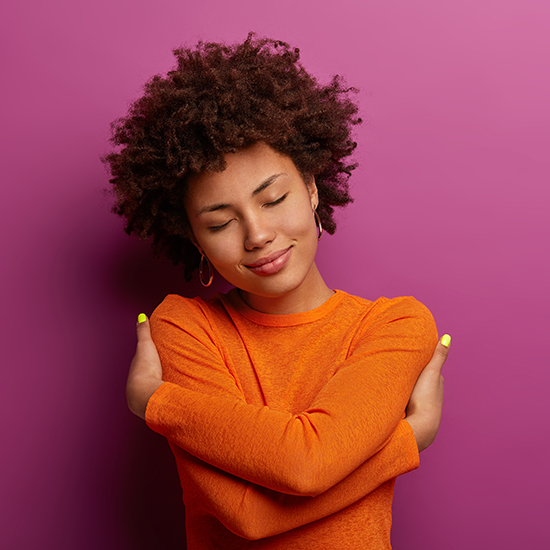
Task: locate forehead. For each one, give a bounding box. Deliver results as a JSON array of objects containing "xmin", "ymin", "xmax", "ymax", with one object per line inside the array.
[{"xmin": 185, "ymin": 143, "xmax": 299, "ymax": 205}]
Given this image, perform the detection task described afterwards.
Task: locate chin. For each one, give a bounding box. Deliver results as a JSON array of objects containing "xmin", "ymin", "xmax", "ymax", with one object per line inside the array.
[{"xmin": 243, "ymin": 271, "xmax": 310, "ymax": 299}]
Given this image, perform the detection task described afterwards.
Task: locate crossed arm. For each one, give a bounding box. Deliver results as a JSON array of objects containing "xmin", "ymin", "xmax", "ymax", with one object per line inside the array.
[
  {"xmin": 168, "ymin": 420, "xmax": 418, "ymax": 540},
  {"xmin": 126, "ymin": 302, "xmax": 448, "ymax": 539}
]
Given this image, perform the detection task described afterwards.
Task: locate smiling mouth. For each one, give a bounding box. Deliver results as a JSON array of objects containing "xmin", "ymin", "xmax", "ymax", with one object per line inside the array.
[
  {"xmin": 245, "ymin": 247, "xmax": 291, "ymax": 268},
  {"xmin": 245, "ymin": 247, "xmax": 292, "ymax": 275}
]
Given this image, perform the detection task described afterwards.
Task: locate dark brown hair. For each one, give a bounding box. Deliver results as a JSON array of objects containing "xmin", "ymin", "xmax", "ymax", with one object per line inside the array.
[{"xmin": 104, "ymin": 33, "xmax": 361, "ymax": 279}]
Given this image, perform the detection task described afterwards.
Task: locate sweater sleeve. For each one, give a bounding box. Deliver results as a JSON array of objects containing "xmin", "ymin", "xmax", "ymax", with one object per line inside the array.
[
  {"xmin": 146, "ymin": 295, "xmax": 437, "ymax": 497},
  {"xmin": 171, "ymin": 420, "xmax": 418, "ymax": 540}
]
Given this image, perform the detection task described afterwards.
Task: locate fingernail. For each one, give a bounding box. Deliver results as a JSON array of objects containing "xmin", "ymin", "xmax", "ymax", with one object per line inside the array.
[
  {"xmin": 137, "ymin": 313, "xmax": 147, "ymax": 324},
  {"xmin": 440, "ymin": 334, "xmax": 451, "ymax": 348}
]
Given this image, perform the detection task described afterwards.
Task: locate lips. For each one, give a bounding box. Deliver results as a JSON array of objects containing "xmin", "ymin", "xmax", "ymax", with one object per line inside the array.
[{"xmin": 245, "ymin": 247, "xmax": 292, "ymax": 275}]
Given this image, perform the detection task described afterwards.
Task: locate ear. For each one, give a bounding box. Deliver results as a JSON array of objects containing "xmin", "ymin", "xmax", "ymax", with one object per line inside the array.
[
  {"xmin": 185, "ymin": 228, "xmax": 204, "ymax": 256},
  {"xmin": 306, "ymin": 176, "xmax": 319, "ymax": 210},
  {"xmin": 194, "ymin": 243, "xmax": 204, "ymax": 257},
  {"xmin": 192, "ymin": 240, "xmax": 204, "ymax": 257}
]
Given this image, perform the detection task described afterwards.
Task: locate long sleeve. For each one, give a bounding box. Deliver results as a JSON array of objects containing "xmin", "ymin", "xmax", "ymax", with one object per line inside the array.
[
  {"xmin": 146, "ymin": 293, "xmax": 437, "ymax": 499},
  {"xmin": 170, "ymin": 419, "xmax": 418, "ymax": 540}
]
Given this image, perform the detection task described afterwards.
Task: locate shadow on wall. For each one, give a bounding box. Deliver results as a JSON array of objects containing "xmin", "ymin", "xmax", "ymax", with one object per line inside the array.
[
  {"xmin": 120, "ymin": 419, "xmax": 188, "ymax": 549},
  {"xmin": 107, "ymin": 230, "xmax": 232, "ymax": 315},
  {"xmin": 104, "ymin": 234, "xmax": 231, "ymax": 549}
]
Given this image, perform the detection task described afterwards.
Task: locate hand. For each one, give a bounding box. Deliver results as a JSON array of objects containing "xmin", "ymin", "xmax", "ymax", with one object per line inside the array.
[
  {"xmin": 126, "ymin": 314, "xmax": 164, "ymax": 420},
  {"xmin": 405, "ymin": 335, "xmax": 450, "ymax": 452}
]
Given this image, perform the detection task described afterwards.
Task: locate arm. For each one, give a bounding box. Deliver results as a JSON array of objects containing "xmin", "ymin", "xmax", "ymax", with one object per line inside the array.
[
  {"xmin": 174, "ymin": 419, "xmax": 418, "ymax": 540},
  {"xmin": 128, "ymin": 307, "xmax": 448, "ymax": 539},
  {"xmin": 142, "ymin": 296, "xmax": 438, "ymax": 496},
  {"xmin": 404, "ymin": 334, "xmax": 449, "ymax": 451},
  {"xmin": 187, "ymin": 339, "xmax": 449, "ymax": 539}
]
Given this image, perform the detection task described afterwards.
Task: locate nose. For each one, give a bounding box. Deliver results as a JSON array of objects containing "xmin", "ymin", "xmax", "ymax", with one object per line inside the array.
[{"xmin": 243, "ymin": 214, "xmax": 275, "ymax": 250}]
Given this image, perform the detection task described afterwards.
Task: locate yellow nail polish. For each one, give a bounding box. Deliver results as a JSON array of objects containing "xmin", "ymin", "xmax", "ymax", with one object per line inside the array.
[
  {"xmin": 440, "ymin": 334, "xmax": 451, "ymax": 348},
  {"xmin": 137, "ymin": 313, "xmax": 147, "ymax": 324}
]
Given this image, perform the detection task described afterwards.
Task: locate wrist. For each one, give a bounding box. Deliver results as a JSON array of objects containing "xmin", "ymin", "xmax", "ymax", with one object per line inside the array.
[
  {"xmin": 127, "ymin": 374, "xmax": 164, "ymax": 420},
  {"xmin": 405, "ymin": 411, "xmax": 439, "ymax": 453}
]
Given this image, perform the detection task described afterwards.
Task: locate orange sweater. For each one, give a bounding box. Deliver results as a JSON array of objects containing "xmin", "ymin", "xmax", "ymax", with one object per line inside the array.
[{"xmin": 146, "ymin": 289, "xmax": 437, "ymax": 549}]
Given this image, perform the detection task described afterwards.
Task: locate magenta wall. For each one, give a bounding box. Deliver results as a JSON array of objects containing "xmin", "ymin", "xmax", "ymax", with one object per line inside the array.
[{"xmin": 2, "ymin": 1, "xmax": 548, "ymax": 548}]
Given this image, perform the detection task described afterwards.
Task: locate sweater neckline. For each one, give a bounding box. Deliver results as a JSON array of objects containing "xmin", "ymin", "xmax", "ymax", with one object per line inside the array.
[{"xmin": 223, "ymin": 288, "xmax": 346, "ymax": 327}]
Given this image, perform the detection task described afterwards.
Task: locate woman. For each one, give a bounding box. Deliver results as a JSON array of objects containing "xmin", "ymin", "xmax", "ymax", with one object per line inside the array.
[{"xmin": 106, "ymin": 35, "xmax": 449, "ymax": 549}]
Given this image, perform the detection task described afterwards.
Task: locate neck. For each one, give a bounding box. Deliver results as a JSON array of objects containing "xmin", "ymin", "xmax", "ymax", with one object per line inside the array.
[{"xmin": 239, "ymin": 263, "xmax": 334, "ymax": 315}]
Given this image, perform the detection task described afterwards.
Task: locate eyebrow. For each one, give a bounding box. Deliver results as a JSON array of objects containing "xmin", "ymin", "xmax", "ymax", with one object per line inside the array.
[{"xmin": 197, "ymin": 173, "xmax": 285, "ymax": 216}]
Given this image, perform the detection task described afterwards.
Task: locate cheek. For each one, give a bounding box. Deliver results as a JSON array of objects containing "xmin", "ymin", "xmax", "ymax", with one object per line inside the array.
[
  {"xmin": 199, "ymin": 232, "xmax": 242, "ymax": 268},
  {"xmin": 281, "ymin": 206, "xmax": 316, "ymax": 237}
]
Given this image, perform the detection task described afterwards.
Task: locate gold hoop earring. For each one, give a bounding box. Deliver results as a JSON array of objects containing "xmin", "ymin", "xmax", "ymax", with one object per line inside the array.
[
  {"xmin": 314, "ymin": 210, "xmax": 323, "ymax": 241},
  {"xmin": 199, "ymin": 254, "xmax": 213, "ymax": 287}
]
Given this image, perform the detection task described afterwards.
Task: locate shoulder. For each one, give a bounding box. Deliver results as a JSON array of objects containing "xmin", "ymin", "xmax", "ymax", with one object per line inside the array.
[
  {"xmin": 338, "ymin": 292, "xmax": 437, "ymax": 346},
  {"xmin": 370, "ymin": 295, "xmax": 435, "ymax": 327},
  {"xmin": 150, "ymin": 294, "xmax": 200, "ymax": 330},
  {"xmin": 152, "ymin": 292, "xmax": 227, "ymax": 320},
  {"xmin": 336, "ymin": 293, "xmax": 438, "ymax": 368},
  {"xmin": 338, "ymin": 291, "xmax": 434, "ymax": 324},
  {"xmin": 152, "ymin": 293, "xmax": 206, "ymax": 320},
  {"xmin": 150, "ymin": 293, "xmax": 229, "ymax": 341}
]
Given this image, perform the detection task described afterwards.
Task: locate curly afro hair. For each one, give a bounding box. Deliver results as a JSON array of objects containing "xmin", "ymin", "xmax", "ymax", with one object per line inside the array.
[{"xmin": 104, "ymin": 33, "xmax": 361, "ymax": 280}]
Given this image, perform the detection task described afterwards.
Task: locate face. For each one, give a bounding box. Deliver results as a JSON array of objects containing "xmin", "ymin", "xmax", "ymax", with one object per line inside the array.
[{"xmin": 185, "ymin": 142, "xmax": 322, "ymax": 309}]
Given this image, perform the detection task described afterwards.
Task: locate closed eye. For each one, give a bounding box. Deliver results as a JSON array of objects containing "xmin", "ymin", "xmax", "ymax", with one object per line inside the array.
[
  {"xmin": 208, "ymin": 220, "xmax": 231, "ymax": 232},
  {"xmin": 208, "ymin": 193, "xmax": 288, "ymax": 230},
  {"xmin": 265, "ymin": 193, "xmax": 288, "ymax": 207}
]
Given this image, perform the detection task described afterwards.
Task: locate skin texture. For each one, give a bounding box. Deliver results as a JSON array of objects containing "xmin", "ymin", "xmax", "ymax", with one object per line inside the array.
[
  {"xmin": 185, "ymin": 142, "xmax": 334, "ymax": 315},
  {"xmin": 405, "ymin": 340, "xmax": 447, "ymax": 451}
]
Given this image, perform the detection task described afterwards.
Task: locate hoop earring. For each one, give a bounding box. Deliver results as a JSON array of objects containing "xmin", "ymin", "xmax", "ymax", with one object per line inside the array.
[
  {"xmin": 314, "ymin": 210, "xmax": 323, "ymax": 241},
  {"xmin": 199, "ymin": 254, "xmax": 213, "ymax": 287}
]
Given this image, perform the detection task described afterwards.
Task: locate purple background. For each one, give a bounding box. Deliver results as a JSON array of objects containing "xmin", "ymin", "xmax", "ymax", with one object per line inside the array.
[{"xmin": 1, "ymin": 1, "xmax": 548, "ymax": 548}]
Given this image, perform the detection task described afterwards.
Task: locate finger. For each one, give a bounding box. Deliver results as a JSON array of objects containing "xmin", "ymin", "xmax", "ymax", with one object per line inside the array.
[
  {"xmin": 426, "ymin": 334, "xmax": 451, "ymax": 373},
  {"xmin": 136, "ymin": 313, "xmax": 153, "ymax": 342},
  {"xmin": 137, "ymin": 312, "xmax": 147, "ymax": 325},
  {"xmin": 436, "ymin": 334, "xmax": 451, "ymax": 358}
]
